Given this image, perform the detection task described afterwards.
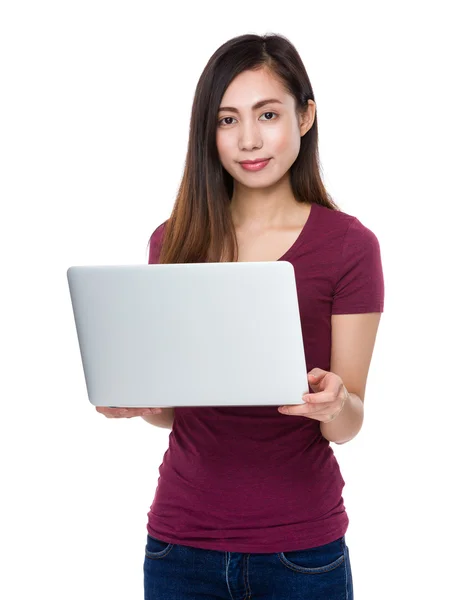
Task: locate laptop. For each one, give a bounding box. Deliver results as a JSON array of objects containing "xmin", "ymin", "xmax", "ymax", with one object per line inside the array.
[{"xmin": 66, "ymin": 262, "xmax": 308, "ymax": 408}]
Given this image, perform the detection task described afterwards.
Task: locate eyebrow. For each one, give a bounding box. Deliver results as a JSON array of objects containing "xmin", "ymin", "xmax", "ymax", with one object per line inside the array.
[{"xmin": 218, "ymin": 98, "xmax": 284, "ymax": 114}]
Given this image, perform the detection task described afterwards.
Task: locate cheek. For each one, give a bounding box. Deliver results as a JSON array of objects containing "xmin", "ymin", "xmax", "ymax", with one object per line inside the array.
[
  {"xmin": 216, "ymin": 134, "xmax": 234, "ymax": 163},
  {"xmin": 274, "ymin": 123, "xmax": 300, "ymax": 150}
]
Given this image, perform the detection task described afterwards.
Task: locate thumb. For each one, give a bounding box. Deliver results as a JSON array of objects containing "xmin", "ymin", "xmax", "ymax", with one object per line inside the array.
[
  {"xmin": 309, "ymin": 368, "xmax": 327, "ymax": 380},
  {"xmin": 308, "ymin": 368, "xmax": 327, "ymax": 390}
]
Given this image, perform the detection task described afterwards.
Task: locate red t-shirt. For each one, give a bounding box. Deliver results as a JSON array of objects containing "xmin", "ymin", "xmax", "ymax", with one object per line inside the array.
[{"xmin": 146, "ymin": 201, "xmax": 384, "ymax": 552}]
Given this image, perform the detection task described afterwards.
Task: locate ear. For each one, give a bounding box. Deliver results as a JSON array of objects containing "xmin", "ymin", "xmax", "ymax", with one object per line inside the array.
[{"xmin": 300, "ymin": 100, "xmax": 316, "ymax": 136}]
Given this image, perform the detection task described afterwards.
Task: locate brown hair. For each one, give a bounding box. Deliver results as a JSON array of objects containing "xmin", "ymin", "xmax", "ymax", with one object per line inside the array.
[{"xmin": 148, "ymin": 32, "xmax": 339, "ymax": 264}]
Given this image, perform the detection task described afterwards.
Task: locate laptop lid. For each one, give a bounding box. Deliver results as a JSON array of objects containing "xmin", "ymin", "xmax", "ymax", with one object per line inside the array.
[{"xmin": 66, "ymin": 262, "xmax": 308, "ymax": 408}]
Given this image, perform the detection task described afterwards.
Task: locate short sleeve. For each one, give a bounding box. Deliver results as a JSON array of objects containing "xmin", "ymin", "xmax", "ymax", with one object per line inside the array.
[
  {"xmin": 148, "ymin": 221, "xmax": 167, "ymax": 264},
  {"xmin": 331, "ymin": 218, "xmax": 385, "ymax": 314}
]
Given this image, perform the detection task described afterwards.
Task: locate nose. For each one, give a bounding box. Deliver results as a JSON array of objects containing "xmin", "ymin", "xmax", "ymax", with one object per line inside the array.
[{"xmin": 238, "ymin": 119, "xmax": 263, "ymax": 152}]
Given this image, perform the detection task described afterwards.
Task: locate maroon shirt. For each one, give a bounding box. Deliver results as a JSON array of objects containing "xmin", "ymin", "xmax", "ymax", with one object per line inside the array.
[{"xmin": 146, "ymin": 201, "xmax": 384, "ymax": 552}]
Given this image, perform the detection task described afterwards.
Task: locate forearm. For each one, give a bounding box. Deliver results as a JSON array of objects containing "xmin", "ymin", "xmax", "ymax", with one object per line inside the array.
[
  {"xmin": 142, "ymin": 407, "xmax": 175, "ymax": 430},
  {"xmin": 320, "ymin": 392, "xmax": 364, "ymax": 445}
]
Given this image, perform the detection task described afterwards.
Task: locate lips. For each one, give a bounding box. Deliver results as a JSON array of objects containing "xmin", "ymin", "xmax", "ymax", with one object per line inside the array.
[
  {"xmin": 239, "ymin": 159, "xmax": 271, "ymax": 172},
  {"xmin": 239, "ymin": 158, "xmax": 271, "ymax": 164}
]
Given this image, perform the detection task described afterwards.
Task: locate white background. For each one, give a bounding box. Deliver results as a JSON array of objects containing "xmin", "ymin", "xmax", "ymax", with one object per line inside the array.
[{"xmin": 1, "ymin": 1, "xmax": 473, "ymax": 598}]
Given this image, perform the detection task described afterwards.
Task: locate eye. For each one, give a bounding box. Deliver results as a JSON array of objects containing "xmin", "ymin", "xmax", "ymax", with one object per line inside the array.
[
  {"xmin": 261, "ymin": 110, "xmax": 278, "ymax": 121},
  {"xmin": 217, "ymin": 111, "xmax": 278, "ymax": 127},
  {"xmin": 259, "ymin": 111, "xmax": 278, "ymax": 122},
  {"xmin": 218, "ymin": 116, "xmax": 237, "ymax": 127}
]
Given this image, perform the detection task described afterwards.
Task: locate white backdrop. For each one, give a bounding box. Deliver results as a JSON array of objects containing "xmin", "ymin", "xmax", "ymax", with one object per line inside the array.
[{"xmin": 1, "ymin": 1, "xmax": 473, "ymax": 598}]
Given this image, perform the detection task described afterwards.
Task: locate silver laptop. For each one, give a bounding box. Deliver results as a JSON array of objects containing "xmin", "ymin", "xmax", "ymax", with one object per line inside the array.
[{"xmin": 66, "ymin": 262, "xmax": 308, "ymax": 408}]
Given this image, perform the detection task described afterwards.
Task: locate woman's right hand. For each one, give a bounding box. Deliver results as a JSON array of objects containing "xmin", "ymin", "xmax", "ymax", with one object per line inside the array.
[{"xmin": 95, "ymin": 406, "xmax": 164, "ymax": 419}]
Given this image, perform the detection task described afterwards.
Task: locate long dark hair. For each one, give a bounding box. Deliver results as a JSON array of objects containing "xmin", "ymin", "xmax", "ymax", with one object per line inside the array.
[{"xmin": 148, "ymin": 32, "xmax": 340, "ymax": 264}]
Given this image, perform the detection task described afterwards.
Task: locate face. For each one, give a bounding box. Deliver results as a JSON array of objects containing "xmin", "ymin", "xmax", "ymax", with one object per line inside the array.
[{"xmin": 216, "ymin": 68, "xmax": 315, "ymax": 191}]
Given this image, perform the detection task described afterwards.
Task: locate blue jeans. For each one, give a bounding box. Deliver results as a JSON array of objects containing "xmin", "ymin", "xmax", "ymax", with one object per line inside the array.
[{"xmin": 143, "ymin": 533, "xmax": 353, "ymax": 599}]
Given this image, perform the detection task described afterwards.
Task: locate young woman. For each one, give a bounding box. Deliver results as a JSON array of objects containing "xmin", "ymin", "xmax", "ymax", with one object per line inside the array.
[{"xmin": 97, "ymin": 32, "xmax": 384, "ymax": 600}]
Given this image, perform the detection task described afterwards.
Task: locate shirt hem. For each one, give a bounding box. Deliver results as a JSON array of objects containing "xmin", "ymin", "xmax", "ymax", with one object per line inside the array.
[{"xmin": 146, "ymin": 516, "xmax": 349, "ymax": 554}]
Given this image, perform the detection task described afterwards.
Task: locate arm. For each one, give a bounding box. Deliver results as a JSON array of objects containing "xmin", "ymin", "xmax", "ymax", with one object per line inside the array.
[
  {"xmin": 321, "ymin": 312, "xmax": 382, "ymax": 444},
  {"xmin": 142, "ymin": 407, "xmax": 175, "ymax": 430}
]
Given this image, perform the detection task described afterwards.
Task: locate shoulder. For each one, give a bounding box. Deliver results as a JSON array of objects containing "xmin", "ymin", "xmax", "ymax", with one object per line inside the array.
[
  {"xmin": 150, "ymin": 219, "xmax": 168, "ymax": 242},
  {"xmin": 148, "ymin": 219, "xmax": 169, "ymax": 263},
  {"xmin": 322, "ymin": 205, "xmax": 381, "ymax": 249},
  {"xmin": 344, "ymin": 217, "xmax": 381, "ymax": 254},
  {"xmin": 149, "ymin": 219, "xmax": 170, "ymax": 251},
  {"xmin": 316, "ymin": 204, "xmax": 377, "ymax": 236}
]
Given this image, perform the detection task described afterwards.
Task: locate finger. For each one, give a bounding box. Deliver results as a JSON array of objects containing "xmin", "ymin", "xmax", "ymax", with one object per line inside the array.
[
  {"xmin": 105, "ymin": 410, "xmax": 127, "ymax": 418},
  {"xmin": 118, "ymin": 407, "xmax": 163, "ymax": 418},
  {"xmin": 308, "ymin": 369, "xmax": 327, "ymax": 382},
  {"xmin": 278, "ymin": 402, "xmax": 313, "ymax": 416},
  {"xmin": 308, "ymin": 372, "xmax": 326, "ymax": 381},
  {"xmin": 308, "ymin": 373, "xmax": 328, "ymax": 392},
  {"xmin": 302, "ymin": 391, "xmax": 337, "ymax": 404},
  {"xmin": 279, "ymin": 403, "xmax": 334, "ymax": 419},
  {"xmin": 280, "ymin": 393, "xmax": 337, "ymax": 412},
  {"xmin": 131, "ymin": 409, "xmax": 162, "ymax": 418},
  {"xmin": 96, "ymin": 408, "xmax": 119, "ymax": 417},
  {"xmin": 97, "ymin": 406, "xmax": 161, "ymax": 414},
  {"xmin": 308, "ymin": 371, "xmax": 342, "ymax": 395},
  {"xmin": 96, "ymin": 407, "xmax": 129, "ymax": 418}
]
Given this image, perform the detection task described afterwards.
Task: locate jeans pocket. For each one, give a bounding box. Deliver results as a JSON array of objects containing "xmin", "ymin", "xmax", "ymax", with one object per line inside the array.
[
  {"xmin": 144, "ymin": 534, "xmax": 175, "ymax": 560},
  {"xmin": 278, "ymin": 536, "xmax": 346, "ymax": 574}
]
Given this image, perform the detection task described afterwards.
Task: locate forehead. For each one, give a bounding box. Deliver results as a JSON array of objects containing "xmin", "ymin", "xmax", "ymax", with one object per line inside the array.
[{"xmin": 219, "ymin": 68, "xmax": 292, "ymax": 110}]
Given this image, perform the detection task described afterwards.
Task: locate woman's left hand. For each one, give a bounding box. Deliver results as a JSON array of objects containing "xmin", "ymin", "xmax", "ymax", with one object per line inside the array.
[{"xmin": 278, "ymin": 368, "xmax": 349, "ymax": 423}]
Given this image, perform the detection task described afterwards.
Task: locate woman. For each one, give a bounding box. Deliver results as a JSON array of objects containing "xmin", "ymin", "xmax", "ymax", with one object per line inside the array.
[{"xmin": 98, "ymin": 32, "xmax": 384, "ymax": 600}]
